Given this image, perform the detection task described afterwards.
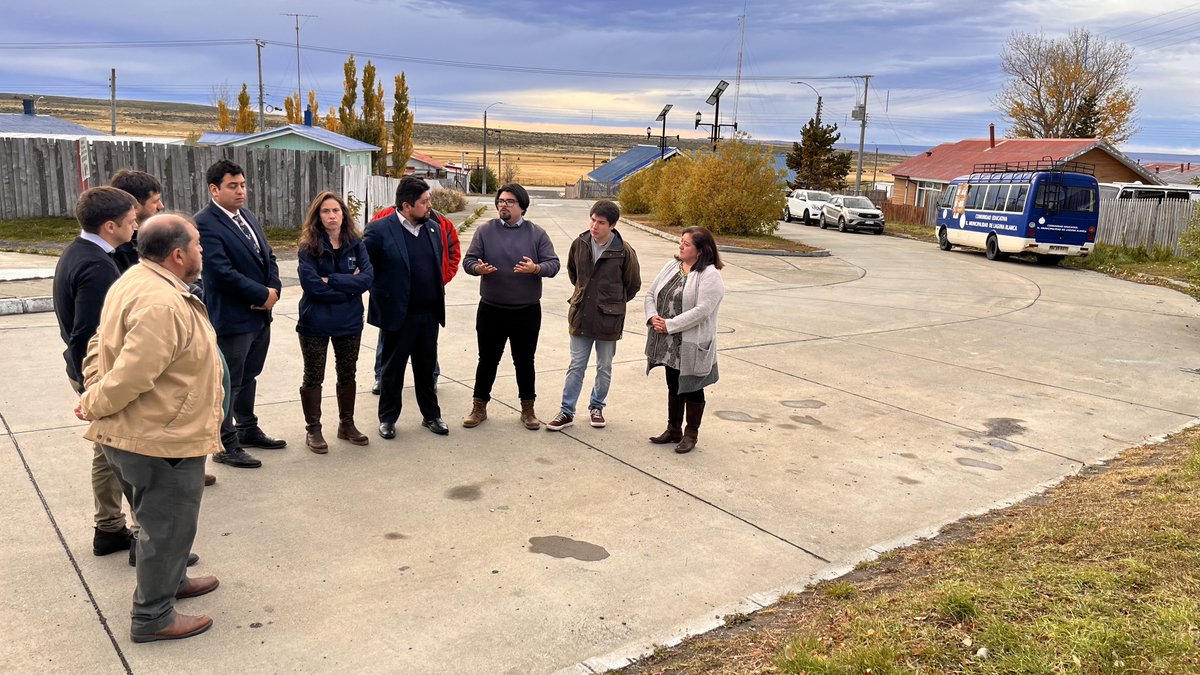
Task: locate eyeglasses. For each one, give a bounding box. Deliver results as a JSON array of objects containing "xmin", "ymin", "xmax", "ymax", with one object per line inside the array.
[{"xmin": 497, "ymin": 198, "xmax": 519, "ymax": 206}]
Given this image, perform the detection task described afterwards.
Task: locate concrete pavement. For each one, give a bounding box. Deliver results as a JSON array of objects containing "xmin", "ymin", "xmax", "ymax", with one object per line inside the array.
[{"xmin": 2, "ymin": 200, "xmax": 1198, "ymax": 673}]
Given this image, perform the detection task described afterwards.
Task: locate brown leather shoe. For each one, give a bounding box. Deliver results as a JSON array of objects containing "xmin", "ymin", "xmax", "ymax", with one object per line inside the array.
[
  {"xmin": 204, "ymin": 474, "xmax": 216, "ymax": 487},
  {"xmin": 462, "ymin": 398, "xmax": 488, "ymax": 428},
  {"xmin": 131, "ymin": 613, "xmax": 213, "ymax": 643},
  {"xmin": 176, "ymin": 575, "xmax": 220, "ymax": 599},
  {"xmin": 520, "ymin": 399, "xmax": 541, "ymax": 430}
]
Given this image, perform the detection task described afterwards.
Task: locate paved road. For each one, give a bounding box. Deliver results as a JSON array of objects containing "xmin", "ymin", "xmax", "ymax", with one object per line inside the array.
[{"xmin": 2, "ymin": 200, "xmax": 1197, "ymax": 673}]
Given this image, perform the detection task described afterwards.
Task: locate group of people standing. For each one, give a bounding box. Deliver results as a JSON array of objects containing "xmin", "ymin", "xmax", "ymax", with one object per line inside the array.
[{"xmin": 53, "ymin": 161, "xmax": 725, "ymax": 645}]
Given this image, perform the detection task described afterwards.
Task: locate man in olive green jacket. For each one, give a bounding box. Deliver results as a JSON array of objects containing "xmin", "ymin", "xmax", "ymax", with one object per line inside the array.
[
  {"xmin": 78, "ymin": 213, "xmax": 223, "ymax": 644},
  {"xmin": 546, "ymin": 200, "xmax": 641, "ymax": 431}
]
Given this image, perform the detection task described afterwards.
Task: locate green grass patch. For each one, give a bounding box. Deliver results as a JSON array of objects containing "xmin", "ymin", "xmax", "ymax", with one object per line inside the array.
[
  {"xmin": 0, "ymin": 216, "xmax": 79, "ymax": 243},
  {"xmin": 1063, "ymin": 242, "xmax": 1200, "ymax": 297},
  {"xmin": 618, "ymin": 428, "xmax": 1200, "ymax": 675},
  {"xmin": 883, "ymin": 219, "xmax": 937, "ymax": 243}
]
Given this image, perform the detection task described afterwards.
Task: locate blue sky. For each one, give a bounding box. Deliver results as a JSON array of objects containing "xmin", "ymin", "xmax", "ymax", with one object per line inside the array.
[{"xmin": 2, "ymin": 0, "xmax": 1198, "ymax": 154}]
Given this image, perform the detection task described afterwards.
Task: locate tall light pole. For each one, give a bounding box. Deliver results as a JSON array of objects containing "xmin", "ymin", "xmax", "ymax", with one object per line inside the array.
[
  {"xmin": 790, "ymin": 81, "xmax": 823, "ymax": 126},
  {"xmin": 654, "ymin": 104, "xmax": 672, "ymax": 159},
  {"xmin": 852, "ymin": 75, "xmax": 872, "ymax": 192},
  {"xmin": 694, "ymin": 80, "xmax": 736, "ymax": 152},
  {"xmin": 282, "ymin": 13, "xmax": 316, "ymax": 106},
  {"xmin": 255, "ymin": 39, "xmax": 266, "ymax": 131},
  {"xmin": 482, "ymin": 101, "xmax": 502, "ymax": 195}
]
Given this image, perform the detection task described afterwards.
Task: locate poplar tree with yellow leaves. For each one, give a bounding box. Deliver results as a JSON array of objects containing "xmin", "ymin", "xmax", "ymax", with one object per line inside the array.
[
  {"xmin": 391, "ymin": 72, "xmax": 414, "ymax": 179},
  {"xmin": 235, "ymin": 83, "xmax": 256, "ymax": 133}
]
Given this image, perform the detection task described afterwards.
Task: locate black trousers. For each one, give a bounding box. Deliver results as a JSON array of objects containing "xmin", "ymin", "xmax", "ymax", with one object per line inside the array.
[
  {"xmin": 218, "ymin": 325, "xmax": 271, "ymax": 452},
  {"xmin": 665, "ymin": 366, "xmax": 706, "ymax": 403},
  {"xmin": 472, "ymin": 301, "xmax": 541, "ymax": 402},
  {"xmin": 298, "ymin": 334, "xmax": 361, "ymax": 389},
  {"xmin": 378, "ymin": 310, "xmax": 440, "ymax": 424}
]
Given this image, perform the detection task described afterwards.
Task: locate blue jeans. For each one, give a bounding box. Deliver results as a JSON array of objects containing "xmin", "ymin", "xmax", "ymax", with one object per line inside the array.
[{"xmin": 560, "ymin": 335, "xmax": 617, "ymax": 416}]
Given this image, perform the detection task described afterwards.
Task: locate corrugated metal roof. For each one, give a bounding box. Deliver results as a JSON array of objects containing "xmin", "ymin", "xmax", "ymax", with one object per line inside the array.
[
  {"xmin": 887, "ymin": 138, "xmax": 1161, "ymax": 184},
  {"xmin": 410, "ymin": 150, "xmax": 444, "ymax": 168},
  {"xmin": 587, "ymin": 144, "xmax": 678, "ymax": 183},
  {"xmin": 0, "ymin": 113, "xmax": 106, "ymax": 136},
  {"xmin": 199, "ymin": 124, "xmax": 379, "ymax": 152}
]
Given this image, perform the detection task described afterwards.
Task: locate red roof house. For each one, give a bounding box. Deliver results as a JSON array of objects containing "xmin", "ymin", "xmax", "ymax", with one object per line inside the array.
[{"xmin": 887, "ymin": 136, "xmax": 1161, "ymax": 207}]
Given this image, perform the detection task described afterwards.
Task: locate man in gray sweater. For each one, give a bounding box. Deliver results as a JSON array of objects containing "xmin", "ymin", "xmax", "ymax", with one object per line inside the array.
[{"xmin": 461, "ymin": 184, "xmax": 560, "ymax": 429}]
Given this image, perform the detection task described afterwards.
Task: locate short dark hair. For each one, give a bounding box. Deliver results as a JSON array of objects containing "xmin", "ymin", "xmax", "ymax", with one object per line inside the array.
[
  {"xmin": 496, "ymin": 183, "xmax": 529, "ymax": 212},
  {"xmin": 75, "ymin": 187, "xmax": 137, "ymax": 234},
  {"xmin": 589, "ymin": 199, "xmax": 620, "ymax": 226},
  {"xmin": 395, "ymin": 176, "xmax": 431, "ymax": 210},
  {"xmin": 137, "ymin": 213, "xmax": 194, "ymax": 263},
  {"xmin": 109, "ymin": 169, "xmax": 162, "ymax": 205},
  {"xmin": 205, "ymin": 159, "xmax": 243, "ymax": 189},
  {"xmin": 681, "ymin": 226, "xmax": 724, "ymax": 272}
]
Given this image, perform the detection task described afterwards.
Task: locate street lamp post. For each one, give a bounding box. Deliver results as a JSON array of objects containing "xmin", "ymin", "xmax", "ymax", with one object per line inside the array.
[
  {"xmin": 482, "ymin": 101, "xmax": 502, "ymax": 195},
  {"xmin": 694, "ymin": 81, "xmax": 737, "ymax": 151},
  {"xmin": 791, "ymin": 80, "xmax": 823, "ymax": 125}
]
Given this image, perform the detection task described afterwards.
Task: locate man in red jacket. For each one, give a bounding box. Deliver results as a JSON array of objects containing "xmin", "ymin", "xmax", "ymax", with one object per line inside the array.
[{"xmin": 370, "ymin": 203, "xmax": 461, "ymax": 394}]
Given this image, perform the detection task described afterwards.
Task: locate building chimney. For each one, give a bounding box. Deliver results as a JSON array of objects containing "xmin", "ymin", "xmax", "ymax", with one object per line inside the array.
[
  {"xmin": 304, "ymin": 106, "xmax": 313, "ymax": 127},
  {"xmin": 21, "ymin": 97, "xmax": 35, "ymax": 115},
  {"xmin": 989, "ymin": 123, "xmax": 995, "ymax": 149}
]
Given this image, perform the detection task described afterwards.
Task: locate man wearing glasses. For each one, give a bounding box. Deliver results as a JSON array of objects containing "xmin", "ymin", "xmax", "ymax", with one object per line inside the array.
[{"xmin": 461, "ymin": 184, "xmax": 559, "ymax": 430}]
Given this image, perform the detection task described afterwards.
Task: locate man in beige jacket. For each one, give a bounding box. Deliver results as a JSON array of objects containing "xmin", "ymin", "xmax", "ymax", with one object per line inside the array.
[{"xmin": 77, "ymin": 213, "xmax": 224, "ymax": 644}]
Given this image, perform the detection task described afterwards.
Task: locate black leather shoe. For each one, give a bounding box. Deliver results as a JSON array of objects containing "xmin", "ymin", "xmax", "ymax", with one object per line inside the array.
[
  {"xmin": 378, "ymin": 422, "xmax": 396, "ymax": 439},
  {"xmin": 212, "ymin": 450, "xmax": 262, "ymax": 468},
  {"xmin": 238, "ymin": 429, "xmax": 287, "ymax": 449},
  {"xmin": 422, "ymin": 418, "xmax": 449, "ymax": 435},
  {"xmin": 94, "ymin": 527, "xmax": 135, "ymax": 556},
  {"xmin": 131, "ymin": 548, "xmax": 200, "ymax": 567},
  {"xmin": 372, "ymin": 380, "xmax": 381, "ymax": 396}
]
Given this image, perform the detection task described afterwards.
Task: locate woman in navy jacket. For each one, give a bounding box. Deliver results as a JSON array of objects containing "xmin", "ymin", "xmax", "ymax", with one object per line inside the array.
[{"xmin": 296, "ymin": 191, "xmax": 374, "ymax": 452}]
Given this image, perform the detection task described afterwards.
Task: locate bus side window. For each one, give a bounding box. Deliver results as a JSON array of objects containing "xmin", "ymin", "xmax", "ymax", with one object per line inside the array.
[
  {"xmin": 984, "ymin": 185, "xmax": 1010, "ymax": 211},
  {"xmin": 966, "ymin": 184, "xmax": 985, "ymax": 210},
  {"xmin": 937, "ymin": 185, "xmax": 956, "ymax": 208},
  {"xmin": 1006, "ymin": 185, "xmax": 1029, "ymax": 212}
]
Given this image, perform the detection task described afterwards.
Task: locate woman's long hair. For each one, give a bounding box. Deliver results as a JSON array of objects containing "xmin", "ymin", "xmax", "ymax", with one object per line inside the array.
[
  {"xmin": 681, "ymin": 226, "xmax": 724, "ymax": 272},
  {"xmin": 299, "ymin": 191, "xmax": 359, "ymax": 257}
]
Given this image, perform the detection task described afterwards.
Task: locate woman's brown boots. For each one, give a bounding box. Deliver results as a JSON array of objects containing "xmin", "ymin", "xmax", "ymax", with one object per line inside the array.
[
  {"xmin": 299, "ymin": 387, "xmax": 328, "ymax": 453},
  {"xmin": 674, "ymin": 402, "xmax": 705, "ymax": 454},
  {"xmin": 335, "ymin": 384, "xmax": 369, "ymax": 446},
  {"xmin": 649, "ymin": 393, "xmax": 684, "ymax": 445}
]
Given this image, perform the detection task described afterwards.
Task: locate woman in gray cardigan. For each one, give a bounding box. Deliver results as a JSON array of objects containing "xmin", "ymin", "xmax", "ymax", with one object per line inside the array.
[{"xmin": 644, "ymin": 227, "xmax": 725, "ymax": 454}]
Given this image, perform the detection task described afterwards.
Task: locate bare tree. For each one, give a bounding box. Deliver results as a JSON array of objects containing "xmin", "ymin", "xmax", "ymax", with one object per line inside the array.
[
  {"xmin": 995, "ymin": 28, "xmax": 1138, "ymax": 144},
  {"xmin": 210, "ymin": 82, "xmax": 232, "ymax": 132}
]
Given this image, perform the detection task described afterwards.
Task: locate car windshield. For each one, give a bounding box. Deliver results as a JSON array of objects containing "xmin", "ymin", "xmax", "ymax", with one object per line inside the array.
[
  {"xmin": 845, "ymin": 197, "xmax": 874, "ymax": 209},
  {"xmin": 808, "ymin": 191, "xmax": 833, "ymax": 201}
]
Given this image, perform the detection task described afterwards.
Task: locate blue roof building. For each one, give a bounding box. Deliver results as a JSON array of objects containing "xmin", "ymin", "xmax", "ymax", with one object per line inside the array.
[
  {"xmin": 587, "ymin": 144, "xmax": 679, "ymax": 183},
  {"xmin": 198, "ymin": 123, "xmax": 379, "ymax": 168}
]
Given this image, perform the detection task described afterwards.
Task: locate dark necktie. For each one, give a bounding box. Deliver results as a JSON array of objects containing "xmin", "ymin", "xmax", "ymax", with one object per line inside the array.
[{"xmin": 232, "ymin": 212, "xmax": 261, "ymax": 254}]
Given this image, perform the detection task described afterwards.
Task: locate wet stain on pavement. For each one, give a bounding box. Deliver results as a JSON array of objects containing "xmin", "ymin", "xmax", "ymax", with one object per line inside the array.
[
  {"xmin": 716, "ymin": 410, "xmax": 764, "ymax": 423},
  {"xmin": 956, "ymin": 457, "xmax": 1004, "ymax": 471},
  {"xmin": 782, "ymin": 400, "xmax": 826, "ymax": 409},
  {"xmin": 528, "ymin": 536, "xmax": 610, "ymax": 562},
  {"xmin": 898, "ymin": 453, "xmax": 918, "ymax": 459},
  {"xmin": 897, "ymin": 476, "xmax": 921, "ymax": 485},
  {"xmin": 987, "ymin": 439, "xmax": 1018, "ymax": 452},
  {"xmin": 446, "ymin": 484, "xmax": 483, "ymax": 501},
  {"xmin": 383, "ymin": 532, "xmax": 409, "ymax": 540},
  {"xmin": 790, "ymin": 415, "xmax": 822, "ymax": 426},
  {"xmin": 984, "ymin": 418, "xmax": 1026, "ymax": 438},
  {"xmin": 955, "ymin": 444, "xmax": 989, "ymax": 454},
  {"xmin": 777, "ymin": 424, "xmax": 798, "ymax": 430},
  {"xmin": 535, "ymin": 457, "xmax": 554, "ymax": 465}
]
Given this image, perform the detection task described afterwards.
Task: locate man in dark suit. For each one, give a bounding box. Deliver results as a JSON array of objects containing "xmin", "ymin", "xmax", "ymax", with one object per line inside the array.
[
  {"xmin": 364, "ymin": 177, "xmax": 449, "ymax": 439},
  {"xmin": 194, "ymin": 159, "xmax": 284, "ymax": 469},
  {"xmin": 53, "ymin": 186, "xmax": 139, "ymax": 558}
]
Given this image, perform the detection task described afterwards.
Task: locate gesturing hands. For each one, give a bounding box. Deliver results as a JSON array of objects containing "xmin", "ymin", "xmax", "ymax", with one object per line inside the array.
[
  {"xmin": 475, "ymin": 260, "xmax": 498, "ymax": 275},
  {"xmin": 514, "ymin": 256, "xmax": 541, "ymax": 275}
]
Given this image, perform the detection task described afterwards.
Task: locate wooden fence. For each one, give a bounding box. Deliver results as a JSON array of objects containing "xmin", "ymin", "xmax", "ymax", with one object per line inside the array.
[
  {"xmin": 881, "ymin": 201, "xmax": 937, "ymax": 227},
  {"xmin": 1096, "ymin": 198, "xmax": 1199, "ymax": 254},
  {"xmin": 564, "ymin": 178, "xmax": 619, "ymax": 200},
  {"xmin": 0, "ymin": 137, "xmax": 343, "ymax": 228}
]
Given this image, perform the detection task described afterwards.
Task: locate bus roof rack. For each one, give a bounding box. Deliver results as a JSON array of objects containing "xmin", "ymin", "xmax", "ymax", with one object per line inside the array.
[{"xmin": 972, "ymin": 159, "xmax": 1095, "ymax": 176}]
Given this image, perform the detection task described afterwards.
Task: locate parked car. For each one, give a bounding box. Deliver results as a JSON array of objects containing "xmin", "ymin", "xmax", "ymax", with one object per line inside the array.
[
  {"xmin": 783, "ymin": 189, "xmax": 834, "ymax": 225},
  {"xmin": 820, "ymin": 196, "xmax": 885, "ymax": 233}
]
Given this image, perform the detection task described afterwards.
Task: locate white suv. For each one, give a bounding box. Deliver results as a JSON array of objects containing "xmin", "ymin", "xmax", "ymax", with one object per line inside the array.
[{"xmin": 784, "ymin": 189, "xmax": 834, "ymax": 226}]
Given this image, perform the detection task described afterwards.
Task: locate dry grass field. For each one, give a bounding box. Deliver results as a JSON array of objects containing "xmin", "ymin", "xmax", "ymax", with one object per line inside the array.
[{"xmin": 5, "ymin": 94, "xmax": 906, "ymax": 187}]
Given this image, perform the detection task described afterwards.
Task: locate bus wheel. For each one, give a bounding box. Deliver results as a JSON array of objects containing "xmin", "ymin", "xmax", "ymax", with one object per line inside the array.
[
  {"xmin": 1035, "ymin": 254, "xmax": 1062, "ymax": 266},
  {"xmin": 985, "ymin": 234, "xmax": 1007, "ymax": 261},
  {"xmin": 938, "ymin": 227, "xmax": 952, "ymax": 251}
]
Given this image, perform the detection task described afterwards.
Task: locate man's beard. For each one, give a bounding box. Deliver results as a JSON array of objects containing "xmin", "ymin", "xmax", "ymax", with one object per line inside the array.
[{"xmin": 412, "ymin": 213, "xmax": 430, "ymax": 225}]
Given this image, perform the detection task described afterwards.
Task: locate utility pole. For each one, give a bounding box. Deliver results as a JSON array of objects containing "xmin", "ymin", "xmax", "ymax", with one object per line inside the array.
[
  {"xmin": 282, "ymin": 13, "xmax": 317, "ymax": 105},
  {"xmin": 255, "ymin": 40, "xmax": 266, "ymax": 132},
  {"xmin": 853, "ymin": 75, "xmax": 871, "ymax": 192},
  {"xmin": 109, "ymin": 68, "xmax": 116, "ymax": 135}
]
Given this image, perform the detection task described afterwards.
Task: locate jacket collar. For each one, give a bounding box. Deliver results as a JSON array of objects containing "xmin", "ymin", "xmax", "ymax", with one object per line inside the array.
[
  {"xmin": 577, "ymin": 229, "xmax": 625, "ymax": 254},
  {"xmin": 139, "ymin": 259, "xmax": 193, "ymax": 295}
]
